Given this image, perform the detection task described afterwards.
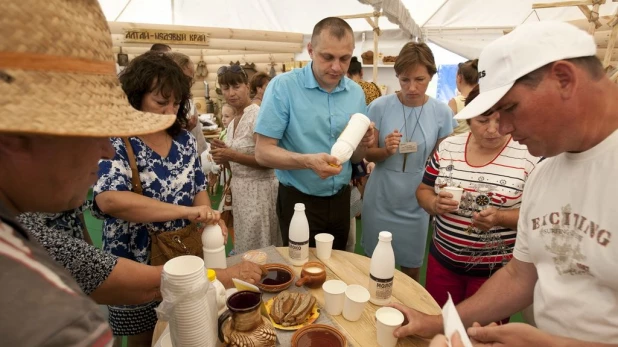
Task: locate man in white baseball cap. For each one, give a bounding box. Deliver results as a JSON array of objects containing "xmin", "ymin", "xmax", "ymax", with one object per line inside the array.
[{"xmin": 389, "ymin": 21, "xmax": 618, "ymax": 346}]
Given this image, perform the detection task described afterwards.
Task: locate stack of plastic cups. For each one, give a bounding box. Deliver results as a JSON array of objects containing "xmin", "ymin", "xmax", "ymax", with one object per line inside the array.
[{"xmin": 163, "ymin": 255, "xmax": 216, "ymax": 347}]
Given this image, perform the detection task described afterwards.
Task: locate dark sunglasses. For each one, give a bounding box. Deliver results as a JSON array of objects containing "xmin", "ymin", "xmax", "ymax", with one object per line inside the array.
[{"xmin": 217, "ymin": 65, "xmax": 247, "ymax": 78}]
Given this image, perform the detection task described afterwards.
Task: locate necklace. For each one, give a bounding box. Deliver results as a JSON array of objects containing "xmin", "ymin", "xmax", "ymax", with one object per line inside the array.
[{"xmin": 398, "ymin": 93, "xmax": 425, "ymax": 171}]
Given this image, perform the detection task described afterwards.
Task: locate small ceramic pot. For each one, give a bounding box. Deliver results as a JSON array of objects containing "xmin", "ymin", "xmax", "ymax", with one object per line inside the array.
[
  {"xmin": 256, "ymin": 263, "xmax": 295, "ymax": 293},
  {"xmin": 291, "ymin": 324, "xmax": 347, "ymax": 347},
  {"xmin": 295, "ymin": 262, "xmax": 326, "ymax": 289}
]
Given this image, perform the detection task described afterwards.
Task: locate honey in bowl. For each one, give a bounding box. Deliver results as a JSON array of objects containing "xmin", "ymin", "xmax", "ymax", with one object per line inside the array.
[{"xmin": 261, "ymin": 269, "xmax": 292, "ymax": 286}]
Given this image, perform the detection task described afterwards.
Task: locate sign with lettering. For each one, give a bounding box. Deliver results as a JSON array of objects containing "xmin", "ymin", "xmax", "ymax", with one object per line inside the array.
[{"xmin": 123, "ymin": 29, "xmax": 210, "ymax": 46}]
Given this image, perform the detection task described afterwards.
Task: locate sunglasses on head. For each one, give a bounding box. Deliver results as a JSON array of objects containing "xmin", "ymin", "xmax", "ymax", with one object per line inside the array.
[{"xmin": 217, "ymin": 65, "xmax": 247, "ymax": 78}]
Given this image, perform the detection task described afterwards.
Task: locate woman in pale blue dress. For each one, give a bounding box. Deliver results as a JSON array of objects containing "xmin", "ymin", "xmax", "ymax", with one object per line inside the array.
[{"xmin": 362, "ymin": 42, "xmax": 457, "ymax": 281}]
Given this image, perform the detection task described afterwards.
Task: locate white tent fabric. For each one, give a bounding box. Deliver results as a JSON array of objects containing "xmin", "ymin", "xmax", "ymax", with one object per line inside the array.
[
  {"xmin": 99, "ymin": 0, "xmax": 435, "ymax": 37},
  {"xmin": 100, "ymin": 0, "xmax": 618, "ymax": 59},
  {"xmin": 358, "ymin": 0, "xmax": 423, "ymax": 38},
  {"xmin": 423, "ymin": 0, "xmax": 618, "ymax": 58}
]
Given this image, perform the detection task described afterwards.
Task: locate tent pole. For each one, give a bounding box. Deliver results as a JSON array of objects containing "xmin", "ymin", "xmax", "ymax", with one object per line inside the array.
[
  {"xmin": 373, "ymin": 12, "xmax": 380, "ymax": 83},
  {"xmin": 604, "ymin": 11, "xmax": 618, "ymax": 67},
  {"xmin": 114, "ymin": 0, "xmax": 133, "ymax": 21}
]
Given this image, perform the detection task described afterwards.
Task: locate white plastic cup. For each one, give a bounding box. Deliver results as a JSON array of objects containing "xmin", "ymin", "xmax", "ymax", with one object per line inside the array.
[
  {"xmin": 444, "ymin": 187, "xmax": 464, "ymax": 208},
  {"xmin": 375, "ymin": 307, "xmax": 405, "ymax": 347},
  {"xmin": 322, "ymin": 280, "xmax": 347, "ymax": 316},
  {"xmin": 315, "ymin": 233, "xmax": 335, "ymax": 260},
  {"xmin": 163, "ymin": 255, "xmax": 205, "ymax": 278},
  {"xmin": 342, "ymin": 284, "xmax": 370, "ymax": 321}
]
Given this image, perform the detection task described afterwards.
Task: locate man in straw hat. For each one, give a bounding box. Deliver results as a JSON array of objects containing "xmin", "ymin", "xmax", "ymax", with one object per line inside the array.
[
  {"xmin": 389, "ymin": 21, "xmax": 618, "ymax": 346},
  {"xmin": 0, "ymin": 1, "xmax": 260, "ymax": 345}
]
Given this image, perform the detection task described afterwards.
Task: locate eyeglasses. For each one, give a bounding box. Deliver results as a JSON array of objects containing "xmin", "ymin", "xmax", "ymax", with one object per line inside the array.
[{"xmin": 217, "ymin": 65, "xmax": 247, "ymax": 79}]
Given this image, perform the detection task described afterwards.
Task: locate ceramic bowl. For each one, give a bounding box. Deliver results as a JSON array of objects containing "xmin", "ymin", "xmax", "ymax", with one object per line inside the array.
[
  {"xmin": 295, "ymin": 262, "xmax": 326, "ymax": 289},
  {"xmin": 256, "ymin": 263, "xmax": 295, "ymax": 293},
  {"xmin": 291, "ymin": 324, "xmax": 347, "ymax": 347}
]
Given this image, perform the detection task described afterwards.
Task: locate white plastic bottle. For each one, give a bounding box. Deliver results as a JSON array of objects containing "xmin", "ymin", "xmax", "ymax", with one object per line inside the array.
[
  {"xmin": 207, "ymin": 269, "xmax": 227, "ymax": 316},
  {"xmin": 201, "ymin": 223, "xmax": 227, "ymax": 269},
  {"xmin": 288, "ymin": 203, "xmax": 309, "ymax": 266},
  {"xmin": 330, "ymin": 113, "xmax": 371, "ymax": 163},
  {"xmin": 368, "ymin": 231, "xmax": 395, "ymax": 306}
]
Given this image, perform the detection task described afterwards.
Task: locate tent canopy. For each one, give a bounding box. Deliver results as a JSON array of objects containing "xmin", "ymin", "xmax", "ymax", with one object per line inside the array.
[{"xmin": 100, "ymin": 0, "xmax": 618, "ymax": 58}]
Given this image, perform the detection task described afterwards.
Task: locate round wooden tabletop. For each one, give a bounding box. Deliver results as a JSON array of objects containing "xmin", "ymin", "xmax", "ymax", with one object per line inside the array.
[{"xmin": 152, "ymin": 247, "xmax": 441, "ymax": 346}]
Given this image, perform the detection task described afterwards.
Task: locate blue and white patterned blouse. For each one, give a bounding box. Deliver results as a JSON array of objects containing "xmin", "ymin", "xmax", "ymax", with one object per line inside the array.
[{"xmin": 93, "ymin": 131, "xmax": 207, "ymax": 264}]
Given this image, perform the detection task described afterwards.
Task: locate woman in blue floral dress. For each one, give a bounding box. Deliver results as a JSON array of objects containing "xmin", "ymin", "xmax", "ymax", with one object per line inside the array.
[{"xmin": 93, "ymin": 51, "xmax": 223, "ymax": 347}]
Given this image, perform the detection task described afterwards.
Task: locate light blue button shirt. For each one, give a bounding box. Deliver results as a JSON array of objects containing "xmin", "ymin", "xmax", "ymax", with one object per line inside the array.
[{"xmin": 255, "ymin": 62, "xmax": 367, "ymax": 197}]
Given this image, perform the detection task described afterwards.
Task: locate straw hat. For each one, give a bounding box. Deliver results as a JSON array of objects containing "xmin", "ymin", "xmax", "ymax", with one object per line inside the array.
[{"xmin": 0, "ymin": 0, "xmax": 175, "ymax": 137}]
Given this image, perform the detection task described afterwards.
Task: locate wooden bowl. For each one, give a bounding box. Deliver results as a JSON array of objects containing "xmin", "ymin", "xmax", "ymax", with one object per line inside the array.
[
  {"xmin": 256, "ymin": 263, "xmax": 295, "ymax": 293},
  {"xmin": 292, "ymin": 324, "xmax": 347, "ymax": 347}
]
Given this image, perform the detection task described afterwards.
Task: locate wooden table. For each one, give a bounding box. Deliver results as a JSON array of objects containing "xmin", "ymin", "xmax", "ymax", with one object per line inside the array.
[{"xmin": 152, "ymin": 247, "xmax": 441, "ymax": 347}]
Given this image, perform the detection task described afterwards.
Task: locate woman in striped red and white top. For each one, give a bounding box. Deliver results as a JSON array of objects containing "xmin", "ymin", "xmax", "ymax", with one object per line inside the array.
[{"xmin": 417, "ymin": 85, "xmax": 540, "ymax": 318}]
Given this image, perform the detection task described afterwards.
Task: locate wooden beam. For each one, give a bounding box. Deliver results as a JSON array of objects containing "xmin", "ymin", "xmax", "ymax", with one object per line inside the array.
[
  {"xmin": 603, "ymin": 17, "xmax": 618, "ymax": 66},
  {"xmin": 578, "ymin": 5, "xmax": 603, "ymax": 28},
  {"xmin": 588, "ymin": 2, "xmax": 603, "ymax": 34},
  {"xmin": 337, "ymin": 12, "xmax": 382, "ymax": 20},
  {"xmin": 365, "ymin": 17, "xmax": 377, "ymax": 29},
  {"xmin": 532, "ymin": 0, "xmax": 604, "ymax": 9},
  {"xmin": 373, "ymin": 15, "xmax": 380, "ymax": 83},
  {"xmin": 111, "ymin": 34, "xmax": 303, "ymax": 53},
  {"xmin": 107, "ymin": 21, "xmax": 304, "ymax": 43}
]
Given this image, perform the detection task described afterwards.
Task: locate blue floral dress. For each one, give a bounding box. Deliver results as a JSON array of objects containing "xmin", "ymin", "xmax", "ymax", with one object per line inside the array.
[{"xmin": 93, "ymin": 130, "xmax": 207, "ymax": 336}]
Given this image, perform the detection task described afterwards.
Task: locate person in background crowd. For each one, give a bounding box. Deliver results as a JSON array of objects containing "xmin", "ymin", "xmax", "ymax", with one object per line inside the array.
[
  {"xmin": 167, "ymin": 51, "xmax": 208, "ymax": 155},
  {"xmin": 390, "ymin": 21, "xmax": 618, "ymax": 346},
  {"xmin": 249, "ymin": 71, "xmax": 271, "ymax": 106},
  {"xmin": 448, "ymin": 59, "xmax": 478, "ymax": 135},
  {"xmin": 347, "ymin": 56, "xmax": 382, "ymax": 105},
  {"xmin": 254, "ymin": 17, "xmax": 373, "ymax": 251},
  {"xmin": 93, "ymin": 51, "xmax": 223, "ymax": 347},
  {"xmin": 362, "ymin": 42, "xmax": 457, "ymax": 282},
  {"xmin": 150, "ymin": 43, "xmax": 171, "ymax": 52},
  {"xmin": 417, "ymin": 84, "xmax": 539, "ymax": 320},
  {"xmin": 211, "ymin": 64, "xmax": 280, "ymax": 253},
  {"xmin": 219, "ymin": 102, "xmax": 236, "ymax": 142}
]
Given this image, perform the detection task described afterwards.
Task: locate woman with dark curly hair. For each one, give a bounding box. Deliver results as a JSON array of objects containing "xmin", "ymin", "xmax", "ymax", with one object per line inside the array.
[
  {"xmin": 249, "ymin": 71, "xmax": 271, "ymax": 106},
  {"xmin": 92, "ymin": 51, "xmax": 224, "ymax": 346}
]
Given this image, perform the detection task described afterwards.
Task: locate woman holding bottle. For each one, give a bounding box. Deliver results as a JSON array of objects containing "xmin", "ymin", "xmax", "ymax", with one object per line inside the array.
[{"xmin": 362, "ymin": 42, "xmax": 457, "ymax": 282}]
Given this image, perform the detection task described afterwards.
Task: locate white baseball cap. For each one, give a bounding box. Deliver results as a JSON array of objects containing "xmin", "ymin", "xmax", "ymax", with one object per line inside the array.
[{"xmin": 455, "ymin": 21, "xmax": 597, "ymax": 120}]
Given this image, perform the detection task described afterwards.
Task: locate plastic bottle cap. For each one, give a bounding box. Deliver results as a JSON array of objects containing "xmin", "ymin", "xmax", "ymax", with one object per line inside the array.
[
  {"xmin": 378, "ymin": 231, "xmax": 392, "ymax": 242},
  {"xmin": 207, "ymin": 268, "xmax": 216, "ymax": 282},
  {"xmin": 294, "ymin": 203, "xmax": 306, "ymax": 211}
]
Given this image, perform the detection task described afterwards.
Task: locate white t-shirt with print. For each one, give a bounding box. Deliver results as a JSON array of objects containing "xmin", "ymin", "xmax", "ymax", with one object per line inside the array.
[{"xmin": 514, "ymin": 130, "xmax": 618, "ymax": 343}]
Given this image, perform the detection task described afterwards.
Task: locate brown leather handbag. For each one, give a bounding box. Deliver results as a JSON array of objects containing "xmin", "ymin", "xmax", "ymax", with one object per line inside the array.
[{"xmin": 122, "ymin": 138, "xmax": 203, "ymax": 266}]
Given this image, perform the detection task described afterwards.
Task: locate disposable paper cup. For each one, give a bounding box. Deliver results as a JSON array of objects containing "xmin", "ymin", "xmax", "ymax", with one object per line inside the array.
[
  {"xmin": 322, "ymin": 280, "xmax": 347, "ymax": 316},
  {"xmin": 375, "ymin": 307, "xmax": 405, "ymax": 347},
  {"xmin": 163, "ymin": 255, "xmax": 205, "ymax": 278},
  {"xmin": 444, "ymin": 187, "xmax": 464, "ymax": 207},
  {"xmin": 315, "ymin": 233, "xmax": 335, "ymax": 260},
  {"xmin": 343, "ymin": 284, "xmax": 370, "ymax": 321}
]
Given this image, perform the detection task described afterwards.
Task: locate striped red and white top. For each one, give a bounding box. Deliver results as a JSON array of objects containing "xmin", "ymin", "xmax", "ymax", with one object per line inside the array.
[{"xmin": 422, "ymin": 133, "xmax": 540, "ymax": 277}]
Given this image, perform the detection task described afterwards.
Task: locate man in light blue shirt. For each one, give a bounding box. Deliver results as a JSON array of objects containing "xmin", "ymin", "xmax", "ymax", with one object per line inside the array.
[{"xmin": 254, "ymin": 17, "xmax": 373, "ymax": 250}]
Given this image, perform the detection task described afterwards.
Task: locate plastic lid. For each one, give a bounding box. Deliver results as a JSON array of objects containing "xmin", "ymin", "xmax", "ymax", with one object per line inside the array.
[
  {"xmin": 294, "ymin": 203, "xmax": 306, "ymax": 211},
  {"xmin": 207, "ymin": 268, "xmax": 216, "ymax": 282},
  {"xmin": 378, "ymin": 231, "xmax": 392, "ymax": 242}
]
